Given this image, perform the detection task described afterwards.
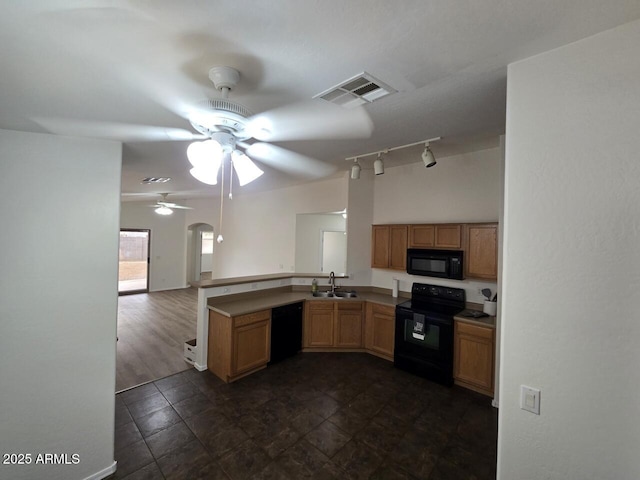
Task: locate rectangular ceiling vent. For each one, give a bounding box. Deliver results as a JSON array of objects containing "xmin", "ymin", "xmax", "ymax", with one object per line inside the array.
[
  {"xmin": 141, "ymin": 177, "xmax": 171, "ymax": 184},
  {"xmin": 314, "ymin": 72, "xmax": 397, "ymax": 108}
]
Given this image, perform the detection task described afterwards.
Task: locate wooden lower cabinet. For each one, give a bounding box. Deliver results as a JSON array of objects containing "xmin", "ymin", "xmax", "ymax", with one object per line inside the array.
[
  {"xmin": 364, "ymin": 303, "xmax": 395, "ymax": 360},
  {"xmin": 453, "ymin": 320, "xmax": 495, "ymax": 396},
  {"xmin": 304, "ymin": 300, "xmax": 363, "ymax": 349},
  {"xmin": 208, "ymin": 309, "xmax": 271, "ymax": 382},
  {"xmin": 335, "ymin": 302, "xmax": 364, "ymax": 347},
  {"xmin": 305, "ymin": 301, "xmax": 334, "ymax": 347}
]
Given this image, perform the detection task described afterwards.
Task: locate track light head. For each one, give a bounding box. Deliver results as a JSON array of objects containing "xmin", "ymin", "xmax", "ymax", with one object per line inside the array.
[
  {"xmin": 374, "ymin": 153, "xmax": 384, "ymax": 175},
  {"xmin": 351, "ymin": 158, "xmax": 361, "ymax": 180},
  {"xmin": 422, "ymin": 144, "xmax": 436, "ymax": 168}
]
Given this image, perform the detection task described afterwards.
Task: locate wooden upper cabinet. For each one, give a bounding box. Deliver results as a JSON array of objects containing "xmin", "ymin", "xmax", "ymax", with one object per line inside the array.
[
  {"xmin": 389, "ymin": 225, "xmax": 408, "ymax": 270},
  {"xmin": 434, "ymin": 224, "xmax": 462, "ymax": 249},
  {"xmin": 465, "ymin": 223, "xmax": 498, "ymax": 280},
  {"xmin": 371, "ymin": 225, "xmax": 390, "ymax": 268},
  {"xmin": 409, "ymin": 225, "xmax": 435, "ymax": 248},
  {"xmin": 371, "ymin": 225, "xmax": 407, "ymax": 270},
  {"xmin": 409, "ymin": 224, "xmax": 461, "ymax": 249}
]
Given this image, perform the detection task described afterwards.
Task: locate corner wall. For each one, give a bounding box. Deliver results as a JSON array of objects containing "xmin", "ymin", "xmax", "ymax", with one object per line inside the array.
[
  {"xmin": 0, "ymin": 130, "xmax": 121, "ymax": 480},
  {"xmin": 499, "ymin": 19, "xmax": 640, "ymax": 479},
  {"xmin": 371, "ymin": 146, "xmax": 502, "ymax": 303}
]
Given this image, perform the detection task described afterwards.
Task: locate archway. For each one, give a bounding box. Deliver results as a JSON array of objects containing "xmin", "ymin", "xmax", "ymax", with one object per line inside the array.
[{"xmin": 186, "ymin": 223, "xmax": 214, "ymax": 283}]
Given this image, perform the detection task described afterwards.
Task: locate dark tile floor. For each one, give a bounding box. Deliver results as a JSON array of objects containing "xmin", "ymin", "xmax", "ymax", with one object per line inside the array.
[{"xmin": 110, "ymin": 353, "xmax": 497, "ymax": 480}]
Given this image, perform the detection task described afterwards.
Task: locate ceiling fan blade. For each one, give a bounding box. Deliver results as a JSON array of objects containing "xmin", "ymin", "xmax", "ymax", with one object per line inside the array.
[
  {"xmin": 32, "ymin": 117, "xmax": 206, "ymax": 142},
  {"xmin": 245, "ymin": 143, "xmax": 337, "ymax": 179},
  {"xmin": 245, "ymin": 101, "xmax": 374, "ymax": 142},
  {"xmin": 168, "ymin": 205, "xmax": 193, "ymax": 210}
]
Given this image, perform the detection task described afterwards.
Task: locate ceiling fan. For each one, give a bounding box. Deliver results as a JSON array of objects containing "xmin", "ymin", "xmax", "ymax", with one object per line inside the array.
[
  {"xmin": 33, "ymin": 65, "xmax": 374, "ymax": 184},
  {"xmin": 148, "ymin": 193, "xmax": 193, "ymax": 215},
  {"xmin": 183, "ymin": 66, "xmax": 374, "ymax": 186}
]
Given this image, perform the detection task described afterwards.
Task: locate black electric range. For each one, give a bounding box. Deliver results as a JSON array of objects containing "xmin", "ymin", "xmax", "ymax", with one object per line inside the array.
[{"xmin": 394, "ymin": 283, "xmax": 466, "ymax": 385}]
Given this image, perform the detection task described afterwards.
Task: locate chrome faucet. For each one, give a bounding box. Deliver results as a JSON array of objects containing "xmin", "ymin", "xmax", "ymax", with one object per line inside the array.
[{"xmin": 329, "ymin": 271, "xmax": 336, "ymax": 293}]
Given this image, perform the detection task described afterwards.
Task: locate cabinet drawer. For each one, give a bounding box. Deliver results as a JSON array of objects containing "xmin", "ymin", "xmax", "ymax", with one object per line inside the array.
[
  {"xmin": 307, "ymin": 300, "xmax": 334, "ymax": 311},
  {"xmin": 456, "ymin": 321, "xmax": 494, "ymax": 340},
  {"xmin": 336, "ymin": 301, "xmax": 363, "ymax": 311},
  {"xmin": 234, "ymin": 309, "xmax": 270, "ymax": 328},
  {"xmin": 370, "ymin": 303, "xmax": 395, "ymax": 317}
]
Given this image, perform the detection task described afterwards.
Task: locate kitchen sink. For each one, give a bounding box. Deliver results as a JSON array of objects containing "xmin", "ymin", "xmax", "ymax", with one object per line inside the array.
[
  {"xmin": 311, "ymin": 291, "xmax": 357, "ymax": 298},
  {"xmin": 333, "ymin": 291, "xmax": 357, "ymax": 298}
]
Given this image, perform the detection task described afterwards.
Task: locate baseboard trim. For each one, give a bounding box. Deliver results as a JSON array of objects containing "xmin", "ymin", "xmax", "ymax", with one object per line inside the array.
[
  {"xmin": 194, "ymin": 362, "xmax": 207, "ymax": 372},
  {"xmin": 84, "ymin": 460, "xmax": 117, "ymax": 480}
]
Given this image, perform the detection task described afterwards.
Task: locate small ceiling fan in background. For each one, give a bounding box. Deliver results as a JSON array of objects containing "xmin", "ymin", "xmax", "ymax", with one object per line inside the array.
[{"xmin": 149, "ymin": 193, "xmax": 193, "ymax": 215}]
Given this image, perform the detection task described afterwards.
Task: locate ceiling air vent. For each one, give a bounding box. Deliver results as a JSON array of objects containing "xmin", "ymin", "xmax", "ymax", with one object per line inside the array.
[
  {"xmin": 314, "ymin": 72, "xmax": 397, "ymax": 108},
  {"xmin": 141, "ymin": 177, "xmax": 171, "ymax": 184}
]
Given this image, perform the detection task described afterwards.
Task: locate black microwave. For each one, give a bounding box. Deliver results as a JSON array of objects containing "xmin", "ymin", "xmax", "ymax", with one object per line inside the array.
[{"xmin": 406, "ymin": 249, "xmax": 464, "ymax": 280}]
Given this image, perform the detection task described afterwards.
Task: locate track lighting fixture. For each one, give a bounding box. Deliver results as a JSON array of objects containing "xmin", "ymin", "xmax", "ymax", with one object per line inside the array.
[
  {"xmin": 373, "ymin": 153, "xmax": 385, "ymax": 175},
  {"xmin": 346, "ymin": 136, "xmax": 440, "ymax": 179},
  {"xmin": 421, "ymin": 143, "xmax": 436, "ymax": 168},
  {"xmin": 351, "ymin": 159, "xmax": 361, "ymax": 180}
]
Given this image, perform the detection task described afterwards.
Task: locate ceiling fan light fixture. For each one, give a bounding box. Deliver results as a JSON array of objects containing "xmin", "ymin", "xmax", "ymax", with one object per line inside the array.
[
  {"xmin": 189, "ymin": 166, "xmax": 219, "ymax": 185},
  {"xmin": 155, "ymin": 206, "xmax": 173, "ymax": 215},
  {"xmin": 374, "ymin": 153, "xmax": 384, "ymax": 175},
  {"xmin": 188, "ymin": 139, "xmax": 223, "ymax": 185},
  {"xmin": 422, "ymin": 144, "xmax": 436, "ymax": 168},
  {"xmin": 231, "ymin": 150, "xmax": 264, "ymax": 186},
  {"xmin": 350, "ymin": 159, "xmax": 361, "ymax": 180}
]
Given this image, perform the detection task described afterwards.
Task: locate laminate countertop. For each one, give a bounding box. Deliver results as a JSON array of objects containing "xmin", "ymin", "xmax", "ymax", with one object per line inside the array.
[{"xmin": 208, "ymin": 289, "xmax": 408, "ymax": 317}]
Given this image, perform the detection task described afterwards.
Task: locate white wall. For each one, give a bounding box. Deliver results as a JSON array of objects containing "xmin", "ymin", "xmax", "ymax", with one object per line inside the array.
[
  {"xmin": 499, "ymin": 19, "xmax": 640, "ymax": 479},
  {"xmin": 371, "ymin": 147, "xmax": 502, "ymax": 303},
  {"xmin": 0, "ymin": 130, "xmax": 121, "ymax": 480},
  {"xmin": 120, "ymin": 202, "xmax": 188, "ymax": 291},
  {"xmin": 184, "ymin": 176, "xmax": 347, "ymax": 278}
]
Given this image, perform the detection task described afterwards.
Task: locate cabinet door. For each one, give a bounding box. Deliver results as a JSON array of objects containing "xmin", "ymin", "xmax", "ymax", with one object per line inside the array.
[
  {"xmin": 371, "ymin": 225, "xmax": 390, "ymax": 268},
  {"xmin": 335, "ymin": 302, "xmax": 363, "ymax": 348},
  {"xmin": 409, "ymin": 225, "xmax": 435, "ymax": 248},
  {"xmin": 232, "ymin": 319, "xmax": 270, "ymax": 376},
  {"xmin": 365, "ymin": 303, "xmax": 395, "ymax": 359},
  {"xmin": 454, "ymin": 321, "xmax": 494, "ymax": 395},
  {"xmin": 388, "ymin": 225, "xmax": 408, "ymax": 270},
  {"xmin": 434, "ymin": 224, "xmax": 462, "ymax": 249},
  {"xmin": 305, "ymin": 302, "xmax": 335, "ymax": 347},
  {"xmin": 465, "ymin": 224, "xmax": 498, "ymax": 280}
]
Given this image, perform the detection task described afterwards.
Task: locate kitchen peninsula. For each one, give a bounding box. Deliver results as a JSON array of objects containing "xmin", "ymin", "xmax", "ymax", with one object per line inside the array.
[{"xmin": 196, "ymin": 273, "xmax": 495, "ymax": 395}]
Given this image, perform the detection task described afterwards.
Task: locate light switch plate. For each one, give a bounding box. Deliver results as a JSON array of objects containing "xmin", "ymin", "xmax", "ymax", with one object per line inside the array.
[{"xmin": 520, "ymin": 385, "xmax": 541, "ymax": 415}]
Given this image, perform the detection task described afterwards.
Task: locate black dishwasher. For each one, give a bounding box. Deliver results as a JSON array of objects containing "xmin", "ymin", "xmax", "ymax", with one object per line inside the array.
[{"xmin": 269, "ymin": 302, "xmax": 303, "ymax": 364}]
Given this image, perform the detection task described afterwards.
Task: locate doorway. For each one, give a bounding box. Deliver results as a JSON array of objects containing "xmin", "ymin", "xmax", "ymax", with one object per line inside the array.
[
  {"xmin": 321, "ymin": 230, "xmax": 347, "ymax": 274},
  {"xmin": 118, "ymin": 229, "xmax": 150, "ymax": 294}
]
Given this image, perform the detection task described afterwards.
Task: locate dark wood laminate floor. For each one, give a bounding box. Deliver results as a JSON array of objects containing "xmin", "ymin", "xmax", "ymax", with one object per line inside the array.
[
  {"xmin": 117, "ymin": 288, "xmax": 198, "ymax": 392},
  {"xmin": 111, "ymin": 353, "xmax": 498, "ymax": 480}
]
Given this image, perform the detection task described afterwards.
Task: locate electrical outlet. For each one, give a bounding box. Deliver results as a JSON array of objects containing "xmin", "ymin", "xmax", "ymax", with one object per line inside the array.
[
  {"xmin": 223, "ymin": 287, "xmax": 230, "ymax": 293},
  {"xmin": 477, "ymin": 288, "xmax": 483, "ymax": 296},
  {"xmin": 251, "ymin": 283, "xmax": 257, "ymax": 290}
]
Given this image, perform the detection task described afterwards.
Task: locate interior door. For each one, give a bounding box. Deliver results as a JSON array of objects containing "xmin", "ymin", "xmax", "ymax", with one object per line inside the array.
[
  {"xmin": 118, "ymin": 229, "xmax": 150, "ymax": 295},
  {"xmin": 321, "ymin": 230, "xmax": 347, "ymax": 273}
]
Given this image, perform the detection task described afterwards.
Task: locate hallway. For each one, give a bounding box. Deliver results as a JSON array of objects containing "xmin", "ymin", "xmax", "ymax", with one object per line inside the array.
[{"xmin": 117, "ymin": 288, "xmax": 198, "ymax": 392}]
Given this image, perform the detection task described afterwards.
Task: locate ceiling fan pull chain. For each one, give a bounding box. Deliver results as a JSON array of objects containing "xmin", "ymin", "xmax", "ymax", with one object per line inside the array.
[
  {"xmin": 217, "ymin": 158, "xmax": 225, "ymax": 243},
  {"xmin": 229, "ymin": 159, "xmax": 233, "ymax": 199}
]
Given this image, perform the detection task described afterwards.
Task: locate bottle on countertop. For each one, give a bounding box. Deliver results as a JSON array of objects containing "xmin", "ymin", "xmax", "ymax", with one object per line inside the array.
[{"xmin": 311, "ymin": 278, "xmax": 318, "ymax": 293}]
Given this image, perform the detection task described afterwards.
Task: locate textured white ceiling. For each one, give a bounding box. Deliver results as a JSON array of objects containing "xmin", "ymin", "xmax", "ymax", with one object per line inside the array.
[{"xmin": 1, "ymin": 1, "xmax": 639, "ymax": 201}]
